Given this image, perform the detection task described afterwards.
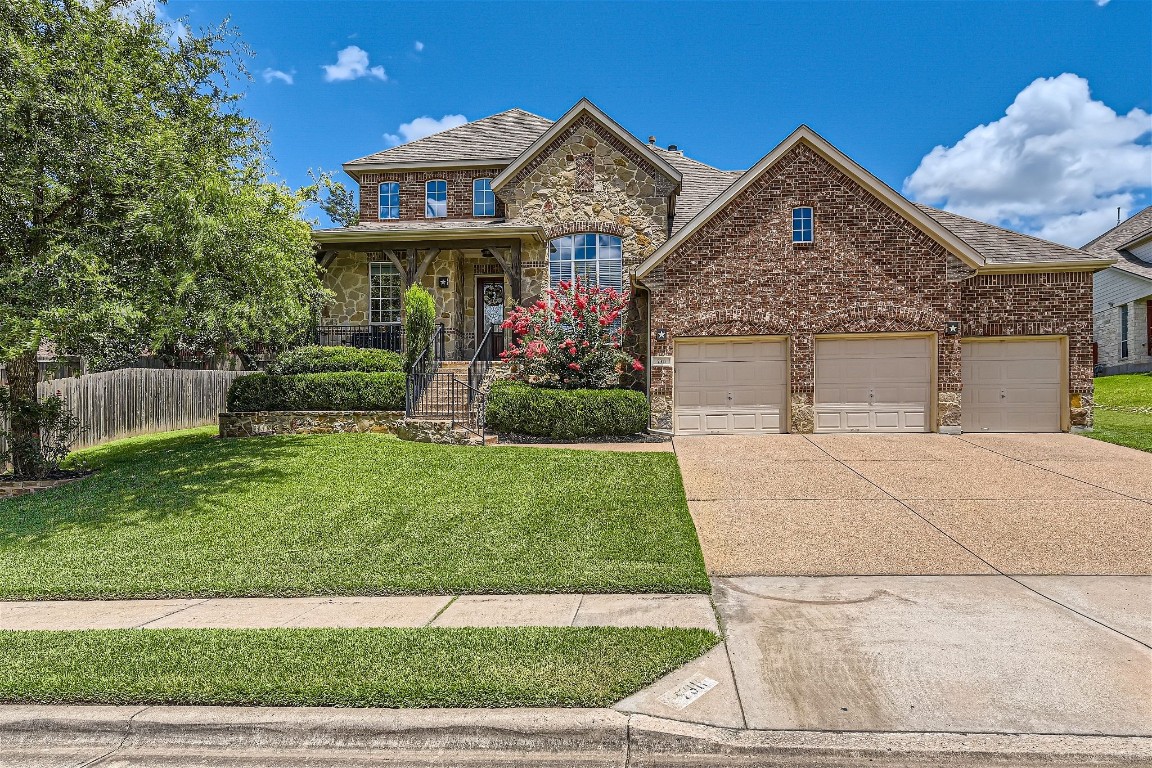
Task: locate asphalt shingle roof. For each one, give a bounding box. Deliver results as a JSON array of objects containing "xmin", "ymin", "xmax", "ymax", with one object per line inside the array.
[
  {"xmin": 914, "ymin": 204, "xmax": 1105, "ymax": 265},
  {"xmin": 345, "ymin": 109, "xmax": 554, "ymax": 167},
  {"xmin": 651, "ymin": 147, "xmax": 744, "ymax": 233},
  {"xmin": 1080, "ymin": 206, "xmax": 1152, "ymax": 280}
]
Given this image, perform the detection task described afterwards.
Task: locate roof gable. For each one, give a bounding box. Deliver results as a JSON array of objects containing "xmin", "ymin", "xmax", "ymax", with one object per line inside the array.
[
  {"xmin": 490, "ymin": 99, "xmax": 682, "ymax": 194},
  {"xmin": 636, "ymin": 126, "xmax": 989, "ymax": 277},
  {"xmin": 344, "ymin": 109, "xmax": 553, "ymax": 171},
  {"xmin": 1084, "ymin": 205, "xmax": 1152, "ymax": 256}
]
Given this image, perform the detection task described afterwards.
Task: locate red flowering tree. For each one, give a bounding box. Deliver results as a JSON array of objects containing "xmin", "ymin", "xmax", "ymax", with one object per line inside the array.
[{"xmin": 500, "ymin": 279, "xmax": 643, "ymax": 389}]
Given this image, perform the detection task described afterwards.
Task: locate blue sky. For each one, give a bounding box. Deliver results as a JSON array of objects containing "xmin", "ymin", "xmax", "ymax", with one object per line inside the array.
[{"xmin": 161, "ymin": 0, "xmax": 1151, "ymax": 245}]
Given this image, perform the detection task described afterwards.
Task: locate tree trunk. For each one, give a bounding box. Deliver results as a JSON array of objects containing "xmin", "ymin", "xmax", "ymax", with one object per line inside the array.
[{"xmin": 4, "ymin": 350, "xmax": 41, "ymax": 478}]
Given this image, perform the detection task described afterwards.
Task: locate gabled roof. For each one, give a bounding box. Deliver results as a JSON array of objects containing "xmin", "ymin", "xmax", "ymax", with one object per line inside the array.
[
  {"xmin": 343, "ymin": 109, "xmax": 553, "ymax": 172},
  {"xmin": 1083, "ymin": 206, "xmax": 1152, "ymax": 281},
  {"xmin": 915, "ymin": 205, "xmax": 1110, "ymax": 268},
  {"xmin": 636, "ymin": 125, "xmax": 989, "ymax": 277},
  {"xmin": 490, "ymin": 99, "xmax": 682, "ymax": 193}
]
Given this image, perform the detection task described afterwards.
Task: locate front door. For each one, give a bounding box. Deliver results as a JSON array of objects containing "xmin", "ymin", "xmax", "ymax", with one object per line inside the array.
[{"xmin": 476, "ymin": 277, "xmax": 506, "ymax": 356}]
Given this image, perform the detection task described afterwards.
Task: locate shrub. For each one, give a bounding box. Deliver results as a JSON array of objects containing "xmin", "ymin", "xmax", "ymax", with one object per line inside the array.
[
  {"xmin": 485, "ymin": 380, "xmax": 649, "ymax": 439},
  {"xmin": 403, "ymin": 285, "xmax": 437, "ymax": 372},
  {"xmin": 0, "ymin": 391, "xmax": 83, "ymax": 478},
  {"xmin": 500, "ymin": 278, "xmax": 642, "ymax": 389},
  {"xmin": 227, "ymin": 372, "xmax": 405, "ymax": 412},
  {"xmin": 267, "ymin": 345, "xmax": 403, "ymax": 375}
]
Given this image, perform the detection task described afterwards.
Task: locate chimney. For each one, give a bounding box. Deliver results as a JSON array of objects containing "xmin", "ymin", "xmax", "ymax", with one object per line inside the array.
[{"xmin": 648, "ymin": 136, "xmax": 656, "ymax": 146}]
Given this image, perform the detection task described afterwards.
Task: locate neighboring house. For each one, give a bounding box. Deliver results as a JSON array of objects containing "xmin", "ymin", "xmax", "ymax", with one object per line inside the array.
[
  {"xmin": 1086, "ymin": 207, "xmax": 1152, "ymax": 375},
  {"xmin": 313, "ymin": 99, "xmax": 1115, "ymax": 435}
]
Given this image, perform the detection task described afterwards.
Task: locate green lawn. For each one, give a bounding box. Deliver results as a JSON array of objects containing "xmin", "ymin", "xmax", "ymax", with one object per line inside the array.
[
  {"xmin": 1089, "ymin": 374, "xmax": 1152, "ymax": 452},
  {"xmin": 0, "ymin": 626, "xmax": 719, "ymax": 707},
  {"xmin": 0, "ymin": 428, "xmax": 709, "ymax": 598}
]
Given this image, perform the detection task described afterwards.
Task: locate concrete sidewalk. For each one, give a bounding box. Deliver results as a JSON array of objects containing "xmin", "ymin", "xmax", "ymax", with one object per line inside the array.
[
  {"xmin": 0, "ymin": 593, "xmax": 718, "ymax": 631},
  {"xmin": 3, "ymin": 705, "xmax": 1148, "ymax": 767}
]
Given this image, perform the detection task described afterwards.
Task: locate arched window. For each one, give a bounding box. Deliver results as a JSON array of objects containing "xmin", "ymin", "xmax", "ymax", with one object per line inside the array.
[
  {"xmin": 425, "ymin": 180, "xmax": 447, "ymax": 218},
  {"xmin": 548, "ymin": 234, "xmax": 623, "ymax": 291},
  {"xmin": 473, "ymin": 178, "xmax": 495, "ymax": 217}
]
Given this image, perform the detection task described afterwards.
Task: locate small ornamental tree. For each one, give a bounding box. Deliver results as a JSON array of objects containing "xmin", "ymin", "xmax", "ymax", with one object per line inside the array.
[
  {"xmin": 500, "ymin": 279, "xmax": 643, "ymax": 389},
  {"xmin": 403, "ymin": 285, "xmax": 437, "ymax": 371}
]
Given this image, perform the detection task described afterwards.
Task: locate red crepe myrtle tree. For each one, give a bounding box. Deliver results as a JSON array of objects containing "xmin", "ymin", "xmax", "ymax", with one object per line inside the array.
[{"xmin": 500, "ymin": 279, "xmax": 643, "ymax": 389}]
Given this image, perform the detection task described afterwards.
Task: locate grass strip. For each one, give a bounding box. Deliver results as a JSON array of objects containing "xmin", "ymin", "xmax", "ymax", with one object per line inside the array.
[
  {"xmin": 0, "ymin": 626, "xmax": 719, "ymax": 708},
  {"xmin": 1088, "ymin": 374, "xmax": 1152, "ymax": 453}
]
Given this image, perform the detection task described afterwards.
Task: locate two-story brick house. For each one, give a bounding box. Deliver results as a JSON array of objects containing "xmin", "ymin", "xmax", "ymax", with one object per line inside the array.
[{"xmin": 313, "ymin": 99, "xmax": 1115, "ymax": 434}]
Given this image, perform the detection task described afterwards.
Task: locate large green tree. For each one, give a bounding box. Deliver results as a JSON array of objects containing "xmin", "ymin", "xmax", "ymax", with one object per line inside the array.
[{"xmin": 0, "ymin": 0, "xmax": 329, "ymax": 476}]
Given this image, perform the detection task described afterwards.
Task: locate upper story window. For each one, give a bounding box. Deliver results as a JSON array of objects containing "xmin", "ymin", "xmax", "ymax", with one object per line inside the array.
[
  {"xmin": 378, "ymin": 182, "xmax": 400, "ymax": 220},
  {"xmin": 792, "ymin": 207, "xmax": 814, "ymax": 244},
  {"xmin": 548, "ymin": 234, "xmax": 623, "ymax": 291},
  {"xmin": 425, "ymin": 180, "xmax": 447, "ymax": 218},
  {"xmin": 473, "ymin": 178, "xmax": 495, "ymax": 217}
]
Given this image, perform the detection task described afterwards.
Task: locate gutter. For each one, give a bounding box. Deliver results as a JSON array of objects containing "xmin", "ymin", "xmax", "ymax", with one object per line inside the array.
[
  {"xmin": 975, "ymin": 258, "xmax": 1118, "ymax": 275},
  {"xmin": 312, "ymin": 226, "xmax": 544, "ymax": 244}
]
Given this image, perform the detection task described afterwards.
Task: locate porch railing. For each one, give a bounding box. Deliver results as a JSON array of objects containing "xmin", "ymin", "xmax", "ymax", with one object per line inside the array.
[
  {"xmin": 468, "ymin": 325, "xmax": 498, "ymax": 392},
  {"xmin": 315, "ymin": 324, "xmax": 403, "ymax": 352},
  {"xmin": 405, "ymin": 325, "xmax": 446, "ymax": 415}
]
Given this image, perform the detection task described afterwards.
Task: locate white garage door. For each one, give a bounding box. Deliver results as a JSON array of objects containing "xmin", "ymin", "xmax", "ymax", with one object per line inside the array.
[
  {"xmin": 962, "ymin": 339, "xmax": 1062, "ymax": 433},
  {"xmin": 674, "ymin": 338, "xmax": 787, "ymax": 435},
  {"xmin": 815, "ymin": 336, "xmax": 932, "ymax": 433}
]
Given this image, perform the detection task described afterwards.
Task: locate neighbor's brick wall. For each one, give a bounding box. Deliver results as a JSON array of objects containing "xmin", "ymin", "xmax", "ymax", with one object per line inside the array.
[
  {"xmin": 358, "ymin": 168, "xmax": 506, "ymax": 222},
  {"xmin": 647, "ymin": 142, "xmax": 1095, "ymax": 432}
]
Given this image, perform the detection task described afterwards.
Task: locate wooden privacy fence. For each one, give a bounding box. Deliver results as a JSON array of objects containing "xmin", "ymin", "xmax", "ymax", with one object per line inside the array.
[{"xmin": 1, "ymin": 368, "xmax": 249, "ymax": 457}]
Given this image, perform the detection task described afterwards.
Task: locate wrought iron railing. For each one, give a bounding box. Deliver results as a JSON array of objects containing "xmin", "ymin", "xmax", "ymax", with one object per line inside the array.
[
  {"xmin": 405, "ymin": 371, "xmax": 486, "ymax": 440},
  {"xmin": 405, "ymin": 325, "xmax": 446, "ymax": 415},
  {"xmin": 315, "ymin": 324, "xmax": 403, "ymax": 352},
  {"xmin": 468, "ymin": 325, "xmax": 497, "ymax": 392}
]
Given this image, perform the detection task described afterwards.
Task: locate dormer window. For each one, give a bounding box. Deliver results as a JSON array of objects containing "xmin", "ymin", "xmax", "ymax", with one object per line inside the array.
[
  {"xmin": 378, "ymin": 182, "xmax": 399, "ymax": 220},
  {"xmin": 792, "ymin": 207, "xmax": 814, "ymax": 244},
  {"xmin": 473, "ymin": 178, "xmax": 495, "ymax": 217},
  {"xmin": 425, "ymin": 180, "xmax": 447, "ymax": 218}
]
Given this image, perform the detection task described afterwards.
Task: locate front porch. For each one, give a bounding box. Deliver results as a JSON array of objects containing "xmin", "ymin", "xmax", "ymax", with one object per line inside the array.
[{"xmin": 314, "ymin": 226, "xmax": 543, "ymax": 361}]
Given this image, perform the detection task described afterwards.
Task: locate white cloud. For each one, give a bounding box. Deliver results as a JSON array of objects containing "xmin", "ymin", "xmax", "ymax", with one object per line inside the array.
[
  {"xmin": 261, "ymin": 68, "xmax": 294, "ymax": 85},
  {"xmin": 383, "ymin": 114, "xmax": 468, "ymax": 146},
  {"xmin": 904, "ymin": 73, "xmax": 1152, "ymax": 246},
  {"xmin": 1096, "ymin": 0, "xmax": 1111, "ymax": 6},
  {"xmin": 414, "ymin": 41, "xmax": 425, "ymax": 52},
  {"xmin": 322, "ymin": 46, "xmax": 387, "ymax": 82}
]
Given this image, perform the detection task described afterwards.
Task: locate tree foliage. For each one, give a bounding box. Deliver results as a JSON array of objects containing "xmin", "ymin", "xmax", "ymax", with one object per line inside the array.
[
  {"xmin": 301, "ymin": 169, "xmax": 360, "ymax": 228},
  {"xmin": 403, "ymin": 285, "xmax": 437, "ymax": 372},
  {"xmin": 0, "ymin": 0, "xmax": 330, "ymax": 475}
]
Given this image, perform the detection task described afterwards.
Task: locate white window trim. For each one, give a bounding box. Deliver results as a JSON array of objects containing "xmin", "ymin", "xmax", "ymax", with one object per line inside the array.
[
  {"xmin": 473, "ymin": 178, "xmax": 495, "ymax": 217},
  {"xmin": 369, "ymin": 261, "xmax": 403, "ymax": 326},
  {"xmin": 792, "ymin": 206, "xmax": 814, "ymax": 244},
  {"xmin": 547, "ymin": 233, "xmax": 624, "ymax": 292},
  {"xmin": 425, "ymin": 179, "xmax": 448, "ymax": 219},
  {"xmin": 378, "ymin": 182, "xmax": 400, "ymax": 220}
]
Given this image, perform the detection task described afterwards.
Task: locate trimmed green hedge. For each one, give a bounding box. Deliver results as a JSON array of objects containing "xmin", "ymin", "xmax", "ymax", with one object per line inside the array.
[
  {"xmin": 267, "ymin": 346, "xmax": 403, "ymax": 375},
  {"xmin": 485, "ymin": 381, "xmax": 650, "ymax": 439},
  {"xmin": 227, "ymin": 372, "xmax": 405, "ymax": 412}
]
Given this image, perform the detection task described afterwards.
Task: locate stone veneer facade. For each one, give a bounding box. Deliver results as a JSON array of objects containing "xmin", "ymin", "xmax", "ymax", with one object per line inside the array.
[
  {"xmin": 219, "ymin": 411, "xmax": 480, "ymax": 445},
  {"xmin": 645, "ymin": 142, "xmax": 1095, "ymax": 432}
]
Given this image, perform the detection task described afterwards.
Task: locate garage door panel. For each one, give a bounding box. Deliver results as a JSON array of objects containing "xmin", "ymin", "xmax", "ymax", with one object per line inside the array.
[
  {"xmin": 674, "ymin": 338, "xmax": 787, "ymax": 436},
  {"xmin": 814, "ymin": 336, "xmax": 932, "ymax": 433},
  {"xmin": 962, "ymin": 339, "xmax": 1062, "ymax": 433}
]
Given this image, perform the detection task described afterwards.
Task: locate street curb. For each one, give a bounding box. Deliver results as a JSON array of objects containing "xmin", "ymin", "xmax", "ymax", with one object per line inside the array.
[{"xmin": 1, "ymin": 705, "xmax": 1149, "ymax": 767}]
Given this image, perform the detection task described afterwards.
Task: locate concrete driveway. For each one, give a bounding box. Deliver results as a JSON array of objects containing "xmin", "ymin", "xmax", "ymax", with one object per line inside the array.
[
  {"xmin": 673, "ymin": 432, "xmax": 1151, "ymax": 576},
  {"xmin": 619, "ymin": 433, "xmax": 1152, "ymax": 737}
]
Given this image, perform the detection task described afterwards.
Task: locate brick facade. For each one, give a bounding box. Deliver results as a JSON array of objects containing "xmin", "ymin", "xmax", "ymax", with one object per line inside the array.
[
  {"xmin": 646, "ymin": 143, "xmax": 1095, "ymax": 432},
  {"xmin": 358, "ymin": 168, "xmax": 506, "ymax": 222}
]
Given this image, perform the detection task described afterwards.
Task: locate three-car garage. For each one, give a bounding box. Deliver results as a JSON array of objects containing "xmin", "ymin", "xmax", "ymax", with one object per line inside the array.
[{"xmin": 671, "ymin": 334, "xmax": 1068, "ymax": 435}]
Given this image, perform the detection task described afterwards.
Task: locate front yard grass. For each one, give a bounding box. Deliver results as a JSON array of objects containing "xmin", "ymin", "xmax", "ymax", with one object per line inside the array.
[
  {"xmin": 1088, "ymin": 374, "xmax": 1152, "ymax": 453},
  {"xmin": 0, "ymin": 626, "xmax": 719, "ymax": 707},
  {"xmin": 0, "ymin": 428, "xmax": 709, "ymax": 598}
]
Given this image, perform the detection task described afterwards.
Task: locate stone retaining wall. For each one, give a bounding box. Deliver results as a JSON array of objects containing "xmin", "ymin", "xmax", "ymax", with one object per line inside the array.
[
  {"xmin": 218, "ymin": 411, "xmax": 477, "ymax": 446},
  {"xmin": 0, "ymin": 475, "xmax": 88, "ymax": 499}
]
